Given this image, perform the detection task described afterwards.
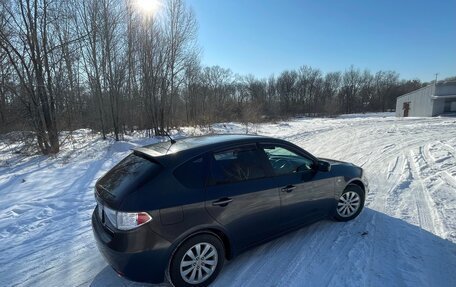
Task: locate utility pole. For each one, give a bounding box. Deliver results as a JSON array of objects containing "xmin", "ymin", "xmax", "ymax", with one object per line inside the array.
[{"xmin": 434, "ymin": 73, "xmax": 439, "ymax": 84}]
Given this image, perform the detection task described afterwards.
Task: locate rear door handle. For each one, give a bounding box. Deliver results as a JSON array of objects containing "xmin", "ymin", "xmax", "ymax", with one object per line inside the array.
[
  {"xmin": 281, "ymin": 185, "xmax": 296, "ymax": 193},
  {"xmin": 212, "ymin": 198, "xmax": 233, "ymax": 207}
]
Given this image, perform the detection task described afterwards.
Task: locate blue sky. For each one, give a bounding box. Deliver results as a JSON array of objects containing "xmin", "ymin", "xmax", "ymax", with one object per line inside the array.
[{"xmin": 188, "ymin": 0, "xmax": 456, "ymax": 82}]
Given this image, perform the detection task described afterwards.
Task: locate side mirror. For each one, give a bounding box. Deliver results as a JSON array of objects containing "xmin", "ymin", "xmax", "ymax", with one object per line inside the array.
[{"xmin": 316, "ymin": 160, "xmax": 331, "ymax": 172}]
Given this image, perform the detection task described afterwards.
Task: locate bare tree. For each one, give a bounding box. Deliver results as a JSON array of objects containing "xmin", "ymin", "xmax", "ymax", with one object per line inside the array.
[
  {"xmin": 78, "ymin": 0, "xmax": 108, "ymax": 139},
  {"xmin": 276, "ymin": 70, "xmax": 298, "ymax": 115},
  {"xmin": 161, "ymin": 0, "xmax": 198, "ymax": 132},
  {"xmin": 0, "ymin": 0, "xmax": 68, "ymax": 153},
  {"xmin": 182, "ymin": 54, "xmax": 201, "ymax": 125},
  {"xmin": 340, "ymin": 66, "xmax": 362, "ymax": 114}
]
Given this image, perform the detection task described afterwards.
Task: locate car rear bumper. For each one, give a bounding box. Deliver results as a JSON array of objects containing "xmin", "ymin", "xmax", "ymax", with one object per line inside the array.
[{"xmin": 91, "ymin": 210, "xmax": 172, "ymax": 283}]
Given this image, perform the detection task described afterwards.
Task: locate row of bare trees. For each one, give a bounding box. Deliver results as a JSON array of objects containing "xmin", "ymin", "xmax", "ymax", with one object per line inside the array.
[
  {"xmin": 0, "ymin": 0, "xmax": 441, "ymax": 154},
  {"xmin": 179, "ymin": 65, "xmax": 424, "ymax": 124},
  {"xmin": 0, "ymin": 0, "xmax": 197, "ymax": 153}
]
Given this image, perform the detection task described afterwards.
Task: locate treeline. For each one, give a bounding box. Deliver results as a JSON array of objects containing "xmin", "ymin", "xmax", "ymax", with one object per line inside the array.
[
  {"xmin": 184, "ymin": 66, "xmax": 424, "ymax": 122},
  {"xmin": 0, "ymin": 0, "xmax": 442, "ymax": 154}
]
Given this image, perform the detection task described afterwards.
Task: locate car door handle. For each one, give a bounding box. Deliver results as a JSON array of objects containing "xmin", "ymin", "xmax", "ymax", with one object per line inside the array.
[
  {"xmin": 281, "ymin": 185, "xmax": 296, "ymax": 193},
  {"xmin": 212, "ymin": 198, "xmax": 233, "ymax": 207}
]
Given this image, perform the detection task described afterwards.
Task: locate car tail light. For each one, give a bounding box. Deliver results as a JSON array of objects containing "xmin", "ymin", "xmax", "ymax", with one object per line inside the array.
[
  {"xmin": 102, "ymin": 205, "xmax": 152, "ymax": 231},
  {"xmin": 117, "ymin": 212, "xmax": 152, "ymax": 230}
]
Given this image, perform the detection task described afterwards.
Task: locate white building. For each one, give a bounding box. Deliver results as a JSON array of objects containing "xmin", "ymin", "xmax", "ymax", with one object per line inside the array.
[{"xmin": 396, "ymin": 81, "xmax": 456, "ymax": 117}]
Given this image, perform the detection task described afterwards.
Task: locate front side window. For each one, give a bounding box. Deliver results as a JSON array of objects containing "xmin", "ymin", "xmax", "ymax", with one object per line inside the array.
[
  {"xmin": 210, "ymin": 146, "xmax": 268, "ymax": 184},
  {"xmin": 263, "ymin": 145, "xmax": 314, "ymax": 176}
]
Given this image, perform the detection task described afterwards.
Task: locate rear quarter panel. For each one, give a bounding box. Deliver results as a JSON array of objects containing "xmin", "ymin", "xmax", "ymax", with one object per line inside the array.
[{"xmin": 121, "ymin": 168, "xmax": 232, "ymax": 253}]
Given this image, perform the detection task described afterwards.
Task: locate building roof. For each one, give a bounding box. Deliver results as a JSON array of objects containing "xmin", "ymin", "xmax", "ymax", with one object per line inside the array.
[
  {"xmin": 396, "ymin": 84, "xmax": 434, "ymax": 100},
  {"xmin": 396, "ymin": 81, "xmax": 456, "ymax": 100}
]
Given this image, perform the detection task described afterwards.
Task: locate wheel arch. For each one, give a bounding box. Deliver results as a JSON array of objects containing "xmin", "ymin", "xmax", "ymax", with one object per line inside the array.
[
  {"xmin": 165, "ymin": 226, "xmax": 233, "ymax": 284},
  {"xmin": 170, "ymin": 226, "xmax": 234, "ymax": 261},
  {"xmin": 346, "ymin": 179, "xmax": 365, "ymax": 195},
  {"xmin": 332, "ymin": 179, "xmax": 366, "ymax": 221},
  {"xmin": 205, "ymin": 228, "xmax": 233, "ymax": 260}
]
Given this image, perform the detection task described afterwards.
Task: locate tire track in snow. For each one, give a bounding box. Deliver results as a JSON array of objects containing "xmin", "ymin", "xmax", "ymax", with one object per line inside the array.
[
  {"xmin": 424, "ymin": 141, "xmax": 456, "ymax": 240},
  {"xmin": 386, "ymin": 155, "xmax": 400, "ymax": 180},
  {"xmin": 215, "ymin": 221, "xmax": 347, "ymax": 287},
  {"xmin": 315, "ymin": 218, "xmax": 373, "ymax": 287},
  {"xmin": 419, "ymin": 141, "xmax": 456, "ymax": 186},
  {"xmin": 274, "ymin": 222, "xmax": 346, "ymax": 286},
  {"xmin": 441, "ymin": 141, "xmax": 456, "ymax": 158},
  {"xmin": 365, "ymin": 150, "xmax": 436, "ymax": 286},
  {"xmin": 363, "ymin": 153, "xmax": 408, "ymax": 286},
  {"xmin": 424, "ymin": 143, "xmax": 436, "ymax": 164},
  {"xmin": 442, "ymin": 172, "xmax": 456, "ymax": 190},
  {"xmin": 407, "ymin": 150, "xmax": 441, "ymax": 235},
  {"xmin": 367, "ymin": 153, "xmax": 406, "ymax": 212}
]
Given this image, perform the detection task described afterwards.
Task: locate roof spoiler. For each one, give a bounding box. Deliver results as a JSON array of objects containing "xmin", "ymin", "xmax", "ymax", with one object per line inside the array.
[{"xmin": 133, "ymin": 148, "xmax": 165, "ymax": 166}]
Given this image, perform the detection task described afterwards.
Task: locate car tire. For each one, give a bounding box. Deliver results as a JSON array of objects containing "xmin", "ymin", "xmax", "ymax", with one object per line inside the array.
[
  {"xmin": 333, "ymin": 184, "xmax": 365, "ymax": 222},
  {"xmin": 169, "ymin": 234, "xmax": 225, "ymax": 287}
]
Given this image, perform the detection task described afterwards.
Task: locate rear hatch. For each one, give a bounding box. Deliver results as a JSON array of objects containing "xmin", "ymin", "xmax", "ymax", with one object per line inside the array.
[{"xmin": 95, "ymin": 152, "xmax": 162, "ymax": 210}]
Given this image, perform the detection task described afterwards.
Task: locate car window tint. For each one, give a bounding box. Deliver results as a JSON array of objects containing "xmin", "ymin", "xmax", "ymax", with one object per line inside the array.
[
  {"xmin": 97, "ymin": 153, "xmax": 162, "ymax": 196},
  {"xmin": 174, "ymin": 157, "xmax": 205, "ymax": 188},
  {"xmin": 210, "ymin": 147, "xmax": 268, "ymax": 184},
  {"xmin": 263, "ymin": 145, "xmax": 314, "ymax": 175}
]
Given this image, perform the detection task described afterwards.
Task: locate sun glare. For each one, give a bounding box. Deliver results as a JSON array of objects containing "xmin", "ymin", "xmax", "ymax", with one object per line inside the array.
[{"xmin": 134, "ymin": 0, "xmax": 162, "ymax": 16}]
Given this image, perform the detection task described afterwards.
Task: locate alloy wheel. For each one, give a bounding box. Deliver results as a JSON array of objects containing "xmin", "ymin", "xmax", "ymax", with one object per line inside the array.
[
  {"xmin": 180, "ymin": 242, "xmax": 218, "ymax": 284},
  {"xmin": 337, "ymin": 191, "xmax": 361, "ymax": 218}
]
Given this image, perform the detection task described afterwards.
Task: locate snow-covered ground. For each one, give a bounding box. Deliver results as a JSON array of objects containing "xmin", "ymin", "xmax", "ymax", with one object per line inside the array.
[{"xmin": 1, "ymin": 114, "xmax": 455, "ymax": 287}]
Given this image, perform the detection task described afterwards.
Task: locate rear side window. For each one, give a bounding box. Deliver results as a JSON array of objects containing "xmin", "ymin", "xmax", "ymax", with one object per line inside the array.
[
  {"xmin": 174, "ymin": 157, "xmax": 205, "ymax": 188},
  {"xmin": 210, "ymin": 146, "xmax": 268, "ymax": 184}
]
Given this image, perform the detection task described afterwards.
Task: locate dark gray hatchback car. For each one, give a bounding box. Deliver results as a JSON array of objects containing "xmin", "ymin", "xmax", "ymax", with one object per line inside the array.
[{"xmin": 92, "ymin": 134, "xmax": 368, "ymax": 286}]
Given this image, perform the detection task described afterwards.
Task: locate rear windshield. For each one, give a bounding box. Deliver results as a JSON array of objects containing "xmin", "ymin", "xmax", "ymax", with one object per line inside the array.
[{"xmin": 97, "ymin": 153, "xmax": 161, "ymax": 196}]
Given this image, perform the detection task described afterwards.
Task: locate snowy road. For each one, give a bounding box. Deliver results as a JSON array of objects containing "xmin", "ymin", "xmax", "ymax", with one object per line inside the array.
[{"xmin": 1, "ymin": 114, "xmax": 455, "ymax": 286}]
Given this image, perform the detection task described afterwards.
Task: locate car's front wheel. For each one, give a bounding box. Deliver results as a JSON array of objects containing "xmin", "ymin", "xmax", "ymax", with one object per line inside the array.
[
  {"xmin": 169, "ymin": 234, "xmax": 225, "ymax": 287},
  {"xmin": 334, "ymin": 184, "xmax": 365, "ymax": 221}
]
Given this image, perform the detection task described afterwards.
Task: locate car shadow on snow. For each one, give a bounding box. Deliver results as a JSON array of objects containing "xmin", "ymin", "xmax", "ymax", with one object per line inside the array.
[
  {"xmin": 90, "ymin": 208, "xmax": 456, "ymax": 287},
  {"xmin": 90, "ymin": 266, "xmax": 168, "ymax": 287}
]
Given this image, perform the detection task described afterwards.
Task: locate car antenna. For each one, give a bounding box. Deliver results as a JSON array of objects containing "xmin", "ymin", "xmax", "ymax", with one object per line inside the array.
[{"xmin": 164, "ymin": 130, "xmax": 176, "ymax": 144}]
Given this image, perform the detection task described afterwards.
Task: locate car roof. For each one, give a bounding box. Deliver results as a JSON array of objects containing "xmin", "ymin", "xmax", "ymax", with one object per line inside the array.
[{"xmin": 134, "ymin": 134, "xmax": 284, "ymax": 166}]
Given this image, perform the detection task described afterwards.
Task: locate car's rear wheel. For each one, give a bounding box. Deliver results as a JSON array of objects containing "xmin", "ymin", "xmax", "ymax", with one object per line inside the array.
[
  {"xmin": 169, "ymin": 234, "xmax": 225, "ymax": 287},
  {"xmin": 334, "ymin": 184, "xmax": 365, "ymax": 221}
]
